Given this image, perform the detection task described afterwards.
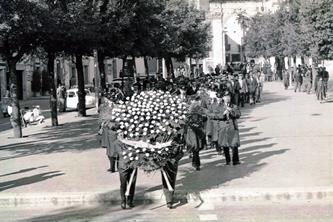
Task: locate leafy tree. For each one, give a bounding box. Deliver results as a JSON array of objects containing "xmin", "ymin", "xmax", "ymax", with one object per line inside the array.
[
  {"xmin": 0, "ymin": 0, "xmax": 43, "ymax": 138},
  {"xmin": 159, "ymin": 0, "xmax": 211, "ymax": 78}
]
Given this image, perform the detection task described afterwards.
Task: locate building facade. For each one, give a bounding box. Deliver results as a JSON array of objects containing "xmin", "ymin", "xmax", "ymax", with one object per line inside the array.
[{"xmin": 197, "ymin": 0, "xmax": 283, "ymax": 73}]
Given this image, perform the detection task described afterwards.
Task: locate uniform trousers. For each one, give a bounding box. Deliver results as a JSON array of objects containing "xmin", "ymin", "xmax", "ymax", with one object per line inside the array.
[
  {"xmin": 108, "ymin": 156, "xmax": 119, "ymax": 172},
  {"xmin": 223, "ymin": 146, "xmax": 240, "ymax": 164},
  {"xmin": 119, "ymin": 167, "xmax": 137, "ymax": 203},
  {"xmin": 162, "ymin": 161, "xmax": 179, "ymax": 204}
]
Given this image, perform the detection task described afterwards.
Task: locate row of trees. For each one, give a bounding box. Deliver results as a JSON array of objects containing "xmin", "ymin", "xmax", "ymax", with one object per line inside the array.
[
  {"xmin": 239, "ymin": 0, "xmax": 333, "ymax": 80},
  {"xmin": 0, "ymin": 0, "xmax": 211, "ymax": 138}
]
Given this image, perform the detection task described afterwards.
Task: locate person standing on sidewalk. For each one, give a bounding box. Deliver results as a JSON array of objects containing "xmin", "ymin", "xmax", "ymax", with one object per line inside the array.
[
  {"xmin": 256, "ymin": 70, "xmax": 265, "ymax": 103},
  {"xmin": 247, "ymin": 72, "xmax": 258, "ymax": 105},
  {"xmin": 283, "ymin": 69, "xmax": 290, "ymax": 90},
  {"xmin": 99, "ymin": 120, "xmax": 120, "ymax": 173},
  {"xmin": 322, "ymin": 67, "xmax": 329, "ymax": 99},
  {"xmin": 294, "ymin": 66, "xmax": 303, "ymax": 93},
  {"xmin": 57, "ymin": 84, "xmax": 67, "ymax": 112},
  {"xmin": 303, "ymin": 67, "xmax": 312, "ymax": 94}
]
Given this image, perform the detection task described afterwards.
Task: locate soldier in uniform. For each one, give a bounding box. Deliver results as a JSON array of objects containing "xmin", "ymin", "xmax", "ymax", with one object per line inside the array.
[
  {"xmin": 207, "ymin": 91, "xmax": 241, "ymax": 165},
  {"xmin": 162, "ymin": 134, "xmax": 184, "ymax": 209},
  {"xmin": 246, "ymin": 72, "xmax": 258, "ymax": 105},
  {"xmin": 185, "ymin": 96, "xmax": 206, "ymax": 171}
]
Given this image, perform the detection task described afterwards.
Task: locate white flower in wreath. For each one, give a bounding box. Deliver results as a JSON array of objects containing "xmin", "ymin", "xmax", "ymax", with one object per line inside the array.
[
  {"xmin": 130, "ymin": 157, "xmax": 134, "ymax": 161},
  {"xmin": 150, "ymin": 130, "xmax": 155, "ymax": 134},
  {"xmin": 145, "ymin": 153, "xmax": 150, "ymax": 157},
  {"xmin": 129, "ymin": 133, "xmax": 134, "ymax": 137}
]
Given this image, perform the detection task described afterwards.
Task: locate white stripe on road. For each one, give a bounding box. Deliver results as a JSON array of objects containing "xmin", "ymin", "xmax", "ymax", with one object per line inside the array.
[
  {"xmin": 199, "ymin": 214, "xmax": 218, "ymax": 221},
  {"xmin": 198, "ymin": 203, "xmax": 215, "ymax": 211}
]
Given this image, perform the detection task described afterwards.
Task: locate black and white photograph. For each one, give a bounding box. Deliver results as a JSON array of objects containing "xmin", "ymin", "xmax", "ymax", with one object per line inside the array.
[{"xmin": 0, "ymin": 0, "xmax": 332, "ymax": 221}]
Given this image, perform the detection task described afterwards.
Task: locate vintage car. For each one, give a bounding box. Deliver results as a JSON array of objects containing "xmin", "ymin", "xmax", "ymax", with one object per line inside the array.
[{"xmin": 66, "ymin": 88, "xmax": 96, "ymax": 110}]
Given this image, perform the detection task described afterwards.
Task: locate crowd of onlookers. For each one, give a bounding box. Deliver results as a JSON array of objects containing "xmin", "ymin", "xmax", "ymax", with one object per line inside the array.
[{"xmin": 283, "ymin": 65, "xmax": 330, "ymax": 103}]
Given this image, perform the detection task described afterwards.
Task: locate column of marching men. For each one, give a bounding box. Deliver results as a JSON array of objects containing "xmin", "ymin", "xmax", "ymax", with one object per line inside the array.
[{"xmin": 98, "ymin": 69, "xmax": 266, "ymax": 209}]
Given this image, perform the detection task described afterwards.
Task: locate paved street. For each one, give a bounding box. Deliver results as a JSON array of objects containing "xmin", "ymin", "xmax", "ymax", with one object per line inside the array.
[{"xmin": 0, "ymin": 81, "xmax": 332, "ymax": 221}]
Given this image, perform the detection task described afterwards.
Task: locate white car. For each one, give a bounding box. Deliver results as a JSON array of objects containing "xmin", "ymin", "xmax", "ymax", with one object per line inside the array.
[{"xmin": 66, "ymin": 88, "xmax": 96, "ymax": 110}]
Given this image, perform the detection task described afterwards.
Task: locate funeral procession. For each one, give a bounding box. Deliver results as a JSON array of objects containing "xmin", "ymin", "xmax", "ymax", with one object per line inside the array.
[{"xmin": 0, "ymin": 0, "xmax": 332, "ymax": 221}]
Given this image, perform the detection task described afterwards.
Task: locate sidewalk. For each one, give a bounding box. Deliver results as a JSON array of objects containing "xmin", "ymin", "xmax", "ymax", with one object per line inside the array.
[{"xmin": 0, "ymin": 81, "xmax": 332, "ymax": 210}]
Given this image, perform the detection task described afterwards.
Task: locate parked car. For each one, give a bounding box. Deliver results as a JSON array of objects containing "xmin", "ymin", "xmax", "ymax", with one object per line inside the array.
[{"xmin": 66, "ymin": 88, "xmax": 96, "ymax": 110}]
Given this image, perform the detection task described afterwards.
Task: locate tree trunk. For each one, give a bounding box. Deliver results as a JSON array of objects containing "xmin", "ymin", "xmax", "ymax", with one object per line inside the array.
[
  {"xmin": 311, "ymin": 56, "xmax": 318, "ymax": 91},
  {"xmin": 144, "ymin": 56, "xmax": 149, "ymax": 77},
  {"xmin": 8, "ymin": 60, "xmax": 22, "ymax": 138},
  {"xmin": 75, "ymin": 54, "xmax": 86, "ymax": 117},
  {"xmin": 97, "ymin": 50, "xmax": 106, "ymax": 93},
  {"xmin": 288, "ymin": 56, "xmax": 293, "ymax": 86},
  {"xmin": 47, "ymin": 52, "xmax": 59, "ymax": 126}
]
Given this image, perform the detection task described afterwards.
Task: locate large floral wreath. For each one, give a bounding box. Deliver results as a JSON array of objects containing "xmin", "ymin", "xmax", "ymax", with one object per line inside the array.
[{"xmin": 110, "ymin": 90, "xmax": 188, "ymax": 173}]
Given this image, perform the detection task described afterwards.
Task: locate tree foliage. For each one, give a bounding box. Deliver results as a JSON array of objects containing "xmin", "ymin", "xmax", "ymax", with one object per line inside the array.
[{"xmin": 241, "ymin": 0, "xmax": 333, "ymax": 60}]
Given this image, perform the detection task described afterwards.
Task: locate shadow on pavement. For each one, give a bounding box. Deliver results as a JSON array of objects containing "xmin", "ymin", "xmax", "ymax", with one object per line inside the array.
[
  {"xmin": 0, "ymin": 165, "xmax": 48, "ymax": 178},
  {"xmin": 0, "ymin": 116, "xmax": 100, "ymax": 161},
  {"xmin": 0, "ymin": 170, "xmax": 64, "ymax": 192},
  {"xmin": 19, "ymin": 188, "xmax": 162, "ymax": 222}
]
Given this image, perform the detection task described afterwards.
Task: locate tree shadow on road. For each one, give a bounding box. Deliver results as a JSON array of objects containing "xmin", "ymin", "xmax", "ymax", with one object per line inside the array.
[
  {"xmin": 0, "ymin": 170, "xmax": 64, "ymax": 192},
  {"xmin": 19, "ymin": 188, "xmax": 168, "ymax": 222},
  {"xmin": 0, "ymin": 116, "xmax": 100, "ymax": 161},
  {"xmin": 0, "ymin": 165, "xmax": 48, "ymax": 178}
]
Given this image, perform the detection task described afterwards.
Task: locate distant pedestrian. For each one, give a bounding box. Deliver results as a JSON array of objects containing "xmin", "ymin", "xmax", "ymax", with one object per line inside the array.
[
  {"xmin": 283, "ymin": 70, "xmax": 290, "ymax": 90},
  {"xmin": 247, "ymin": 72, "xmax": 258, "ymax": 105},
  {"xmin": 294, "ymin": 66, "xmax": 303, "ymax": 92},
  {"xmin": 322, "ymin": 67, "xmax": 329, "ymax": 99},
  {"xmin": 256, "ymin": 70, "xmax": 265, "ymax": 103}
]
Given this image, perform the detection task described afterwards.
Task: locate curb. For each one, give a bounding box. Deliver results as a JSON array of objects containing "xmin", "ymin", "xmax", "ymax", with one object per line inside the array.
[{"xmin": 1, "ymin": 187, "xmax": 332, "ymax": 209}]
